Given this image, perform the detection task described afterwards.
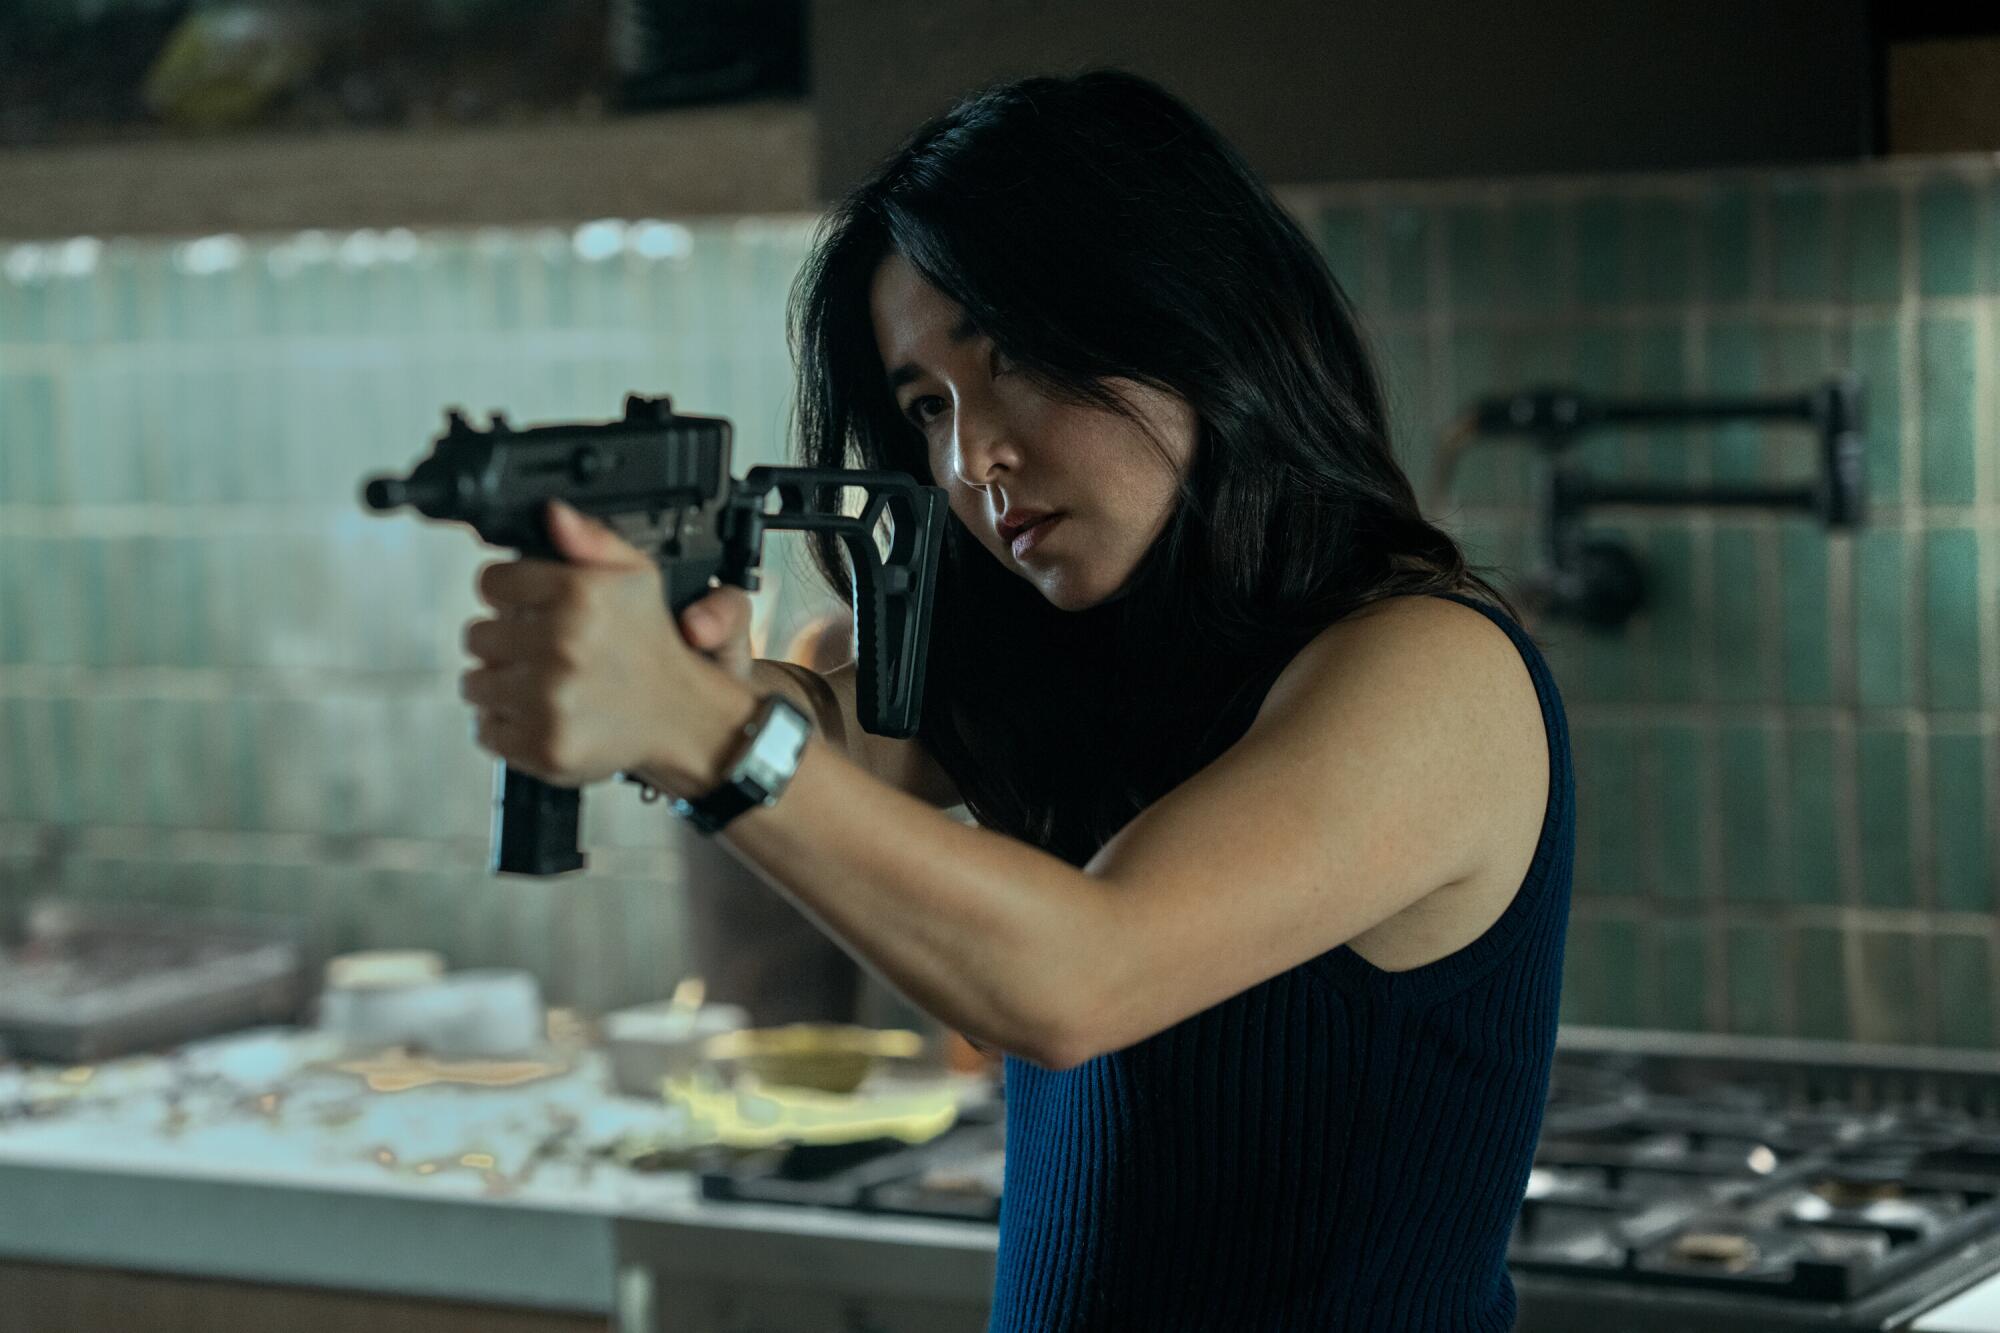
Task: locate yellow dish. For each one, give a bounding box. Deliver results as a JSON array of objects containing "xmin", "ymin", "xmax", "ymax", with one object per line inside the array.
[{"xmin": 701, "ymin": 1024, "xmax": 926, "ymax": 1093}]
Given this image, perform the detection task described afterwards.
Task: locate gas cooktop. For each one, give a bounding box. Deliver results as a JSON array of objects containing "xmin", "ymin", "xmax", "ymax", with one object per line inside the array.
[{"xmin": 699, "ymin": 1029, "xmax": 2000, "ymax": 1332}]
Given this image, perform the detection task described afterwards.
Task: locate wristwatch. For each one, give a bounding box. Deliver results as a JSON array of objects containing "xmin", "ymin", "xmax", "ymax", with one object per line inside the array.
[{"xmin": 668, "ymin": 693, "xmax": 814, "ymax": 835}]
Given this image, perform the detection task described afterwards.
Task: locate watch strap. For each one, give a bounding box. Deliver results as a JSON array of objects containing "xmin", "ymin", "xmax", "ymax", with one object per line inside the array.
[
  {"xmin": 668, "ymin": 782, "xmax": 762, "ymax": 836},
  {"xmin": 669, "ymin": 693, "xmax": 811, "ymax": 836}
]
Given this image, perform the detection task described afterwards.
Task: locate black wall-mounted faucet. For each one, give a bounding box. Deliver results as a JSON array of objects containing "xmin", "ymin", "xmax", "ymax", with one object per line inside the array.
[{"xmin": 1447, "ymin": 374, "xmax": 1866, "ymax": 632}]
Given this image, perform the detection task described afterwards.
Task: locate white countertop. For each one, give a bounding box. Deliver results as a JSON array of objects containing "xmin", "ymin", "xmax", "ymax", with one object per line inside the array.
[
  {"xmin": 0, "ymin": 1028, "xmax": 998, "ymax": 1313},
  {"xmin": 1918, "ymin": 1271, "xmax": 2000, "ymax": 1333}
]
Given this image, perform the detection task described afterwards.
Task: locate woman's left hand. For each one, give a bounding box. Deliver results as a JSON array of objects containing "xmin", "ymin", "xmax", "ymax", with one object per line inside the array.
[{"xmin": 460, "ymin": 500, "xmax": 719, "ymax": 790}]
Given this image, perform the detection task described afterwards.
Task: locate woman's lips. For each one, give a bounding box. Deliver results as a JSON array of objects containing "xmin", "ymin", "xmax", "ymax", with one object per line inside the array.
[{"xmin": 1010, "ymin": 512, "xmax": 1061, "ymax": 559}]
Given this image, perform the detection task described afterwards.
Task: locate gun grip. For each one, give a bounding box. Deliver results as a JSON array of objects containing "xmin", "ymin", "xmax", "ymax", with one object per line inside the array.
[{"xmin": 492, "ymin": 762, "xmax": 586, "ymax": 876}]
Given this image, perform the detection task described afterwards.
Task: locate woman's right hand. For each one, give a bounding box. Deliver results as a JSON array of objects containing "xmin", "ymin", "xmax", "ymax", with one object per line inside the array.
[{"xmin": 677, "ymin": 586, "xmax": 754, "ymax": 682}]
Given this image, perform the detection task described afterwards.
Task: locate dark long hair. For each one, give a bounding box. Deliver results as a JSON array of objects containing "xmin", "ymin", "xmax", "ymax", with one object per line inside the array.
[{"xmin": 789, "ymin": 69, "xmax": 1518, "ymax": 867}]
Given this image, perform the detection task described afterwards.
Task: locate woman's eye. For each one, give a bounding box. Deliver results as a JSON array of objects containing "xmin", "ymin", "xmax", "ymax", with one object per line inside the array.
[{"xmin": 905, "ymin": 395, "xmax": 948, "ymax": 428}]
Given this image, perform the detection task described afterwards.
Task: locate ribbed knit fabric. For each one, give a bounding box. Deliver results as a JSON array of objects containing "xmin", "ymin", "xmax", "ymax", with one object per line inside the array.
[{"xmin": 989, "ymin": 592, "xmax": 1574, "ymax": 1332}]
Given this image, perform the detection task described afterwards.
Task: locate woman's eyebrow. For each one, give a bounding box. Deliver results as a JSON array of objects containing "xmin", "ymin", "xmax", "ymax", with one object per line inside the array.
[{"xmin": 886, "ymin": 313, "xmax": 982, "ymax": 389}]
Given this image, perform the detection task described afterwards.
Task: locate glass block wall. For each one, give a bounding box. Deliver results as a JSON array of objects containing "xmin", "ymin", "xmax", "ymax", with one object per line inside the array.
[{"xmin": 1, "ymin": 155, "xmax": 1994, "ymax": 1037}]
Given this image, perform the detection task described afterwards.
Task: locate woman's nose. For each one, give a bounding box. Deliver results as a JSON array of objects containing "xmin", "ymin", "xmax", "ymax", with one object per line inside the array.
[{"xmin": 950, "ymin": 394, "xmax": 1017, "ymax": 488}]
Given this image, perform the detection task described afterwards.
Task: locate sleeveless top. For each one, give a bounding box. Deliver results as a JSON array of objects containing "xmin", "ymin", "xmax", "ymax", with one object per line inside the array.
[{"xmin": 989, "ymin": 592, "xmax": 1574, "ymax": 1331}]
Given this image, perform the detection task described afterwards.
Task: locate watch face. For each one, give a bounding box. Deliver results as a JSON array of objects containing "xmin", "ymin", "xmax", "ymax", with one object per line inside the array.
[{"xmin": 735, "ymin": 697, "xmax": 812, "ymax": 797}]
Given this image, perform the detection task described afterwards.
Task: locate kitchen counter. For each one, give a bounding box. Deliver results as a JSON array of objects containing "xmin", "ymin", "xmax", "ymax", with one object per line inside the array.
[{"xmin": 0, "ymin": 1029, "xmax": 999, "ymax": 1329}]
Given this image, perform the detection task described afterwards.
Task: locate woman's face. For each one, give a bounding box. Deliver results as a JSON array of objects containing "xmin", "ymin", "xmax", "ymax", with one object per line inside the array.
[{"xmin": 868, "ymin": 253, "xmax": 1197, "ymax": 612}]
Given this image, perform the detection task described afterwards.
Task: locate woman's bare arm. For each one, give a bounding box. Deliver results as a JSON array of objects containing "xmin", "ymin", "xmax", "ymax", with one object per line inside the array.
[{"xmin": 637, "ymin": 596, "xmax": 1537, "ymax": 1070}]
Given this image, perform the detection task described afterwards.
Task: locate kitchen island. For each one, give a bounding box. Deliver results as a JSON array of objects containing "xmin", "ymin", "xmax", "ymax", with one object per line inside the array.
[{"xmin": 0, "ymin": 1028, "xmax": 998, "ymax": 1333}]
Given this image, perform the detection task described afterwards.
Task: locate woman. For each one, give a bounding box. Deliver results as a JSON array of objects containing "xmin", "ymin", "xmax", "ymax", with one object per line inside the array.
[{"xmin": 461, "ymin": 69, "xmax": 1572, "ymax": 1332}]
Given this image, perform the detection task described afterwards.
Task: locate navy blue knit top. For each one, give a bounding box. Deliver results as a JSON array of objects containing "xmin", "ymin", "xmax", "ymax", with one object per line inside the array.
[{"xmin": 990, "ymin": 592, "xmax": 1574, "ymax": 1332}]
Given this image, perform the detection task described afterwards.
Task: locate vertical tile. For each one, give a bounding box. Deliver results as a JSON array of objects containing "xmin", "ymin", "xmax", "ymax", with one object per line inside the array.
[
  {"xmin": 1853, "ymin": 931, "xmax": 1923, "ymax": 1045},
  {"xmin": 1555, "ymin": 571, "xmax": 1639, "ymax": 700},
  {"xmin": 183, "ymin": 699, "xmax": 242, "ymax": 832},
  {"xmin": 1933, "ymin": 936, "xmax": 1995, "ymax": 1048},
  {"xmin": 1917, "ymin": 176, "xmax": 1980, "ymax": 298},
  {"xmin": 140, "ymin": 699, "xmax": 192, "ymax": 827},
  {"xmin": 1382, "ymin": 205, "xmax": 1431, "ymax": 314},
  {"xmin": 1446, "ymin": 328, "xmax": 1506, "ymax": 503},
  {"xmin": 1709, "ymin": 525, "xmax": 1766, "ymax": 702},
  {"xmin": 0, "ymin": 698, "xmax": 17, "ymax": 823},
  {"xmin": 1779, "ymin": 526, "xmax": 1831, "ymax": 704},
  {"xmin": 1771, "ymin": 323, "xmax": 1836, "ymax": 403},
  {"xmin": 537, "ymin": 244, "xmax": 578, "ymax": 329},
  {"xmin": 0, "ymin": 537, "xmax": 25, "ymax": 664},
  {"xmin": 1844, "ymin": 186, "xmax": 1904, "ymax": 305},
  {"xmin": 1926, "ymin": 528, "xmax": 1984, "ymax": 711},
  {"xmin": 1770, "ymin": 181, "xmax": 1832, "ymax": 301},
  {"xmin": 0, "ymin": 372, "xmax": 63, "ymax": 505},
  {"xmin": 0, "ymin": 269, "xmax": 51, "ymax": 343},
  {"xmin": 1786, "ymin": 726, "xmax": 1842, "ymax": 905},
  {"xmin": 1930, "ymin": 732, "xmax": 1993, "ymax": 912},
  {"xmin": 1992, "ymin": 175, "xmax": 2000, "ymax": 294},
  {"xmin": 1795, "ymin": 926, "xmax": 1849, "ymax": 1039},
  {"xmin": 1507, "ymin": 327, "xmax": 1570, "ymax": 391},
  {"xmin": 1573, "ymin": 325, "xmax": 1624, "ymax": 391},
  {"xmin": 1571, "ymin": 327, "xmax": 1628, "ymax": 481},
  {"xmin": 1630, "ymin": 197, "xmax": 1693, "ymax": 305},
  {"xmin": 1727, "ymin": 925, "xmax": 1784, "ymax": 1036},
  {"xmin": 1499, "ymin": 198, "xmax": 1565, "ymax": 312},
  {"xmin": 27, "ymin": 537, "xmax": 83, "ymax": 667},
  {"xmin": 1576, "ymin": 197, "xmax": 1624, "ymax": 307},
  {"xmin": 48, "ymin": 697, "xmax": 81, "ymax": 827},
  {"xmin": 1704, "ymin": 319, "xmax": 1763, "ymax": 483},
  {"xmin": 1853, "ymin": 529, "xmax": 1909, "ymax": 708},
  {"xmin": 1701, "ymin": 185, "xmax": 1755, "ymax": 303},
  {"xmin": 1918, "ymin": 315, "xmax": 1978, "ymax": 505},
  {"xmin": 67, "ymin": 365, "xmax": 138, "ymax": 504},
  {"xmin": 1850, "ymin": 319, "xmax": 1901, "ymax": 504},
  {"xmin": 1635, "ymin": 324, "xmax": 1693, "ymax": 483},
  {"xmin": 223, "ymin": 696, "xmax": 264, "ymax": 831},
  {"xmin": 1719, "ymin": 725, "xmax": 1777, "ymax": 902},
  {"xmin": 1560, "ymin": 920, "xmax": 1608, "ymax": 1020},
  {"xmin": 1575, "ymin": 724, "xmax": 1641, "ymax": 896},
  {"xmin": 1856, "ymin": 727, "xmax": 1914, "ymax": 909},
  {"xmin": 1642, "ymin": 528, "xmax": 1698, "ymax": 702},
  {"xmin": 1445, "ymin": 204, "xmax": 1497, "ymax": 312},
  {"xmin": 71, "ymin": 537, "xmax": 112, "ymax": 667},
  {"xmin": 1653, "ymin": 919, "xmax": 1709, "ymax": 1030},
  {"xmin": 1317, "ymin": 205, "xmax": 1369, "ymax": 298},
  {"xmin": 1654, "ymin": 724, "xmax": 1707, "ymax": 900},
  {"xmin": 1596, "ymin": 918, "xmax": 1643, "ymax": 1026},
  {"xmin": 76, "ymin": 694, "xmax": 131, "ymax": 827}
]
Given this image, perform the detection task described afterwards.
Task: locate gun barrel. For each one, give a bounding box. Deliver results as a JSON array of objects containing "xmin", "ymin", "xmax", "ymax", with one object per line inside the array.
[{"xmin": 362, "ymin": 472, "xmax": 457, "ymax": 516}]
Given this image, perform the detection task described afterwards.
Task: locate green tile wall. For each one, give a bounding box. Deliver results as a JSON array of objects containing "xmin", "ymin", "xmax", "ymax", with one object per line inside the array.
[
  {"xmin": 2, "ymin": 156, "xmax": 1995, "ymax": 1042},
  {"xmin": 1285, "ymin": 155, "xmax": 1997, "ymax": 1047},
  {"xmin": 0, "ymin": 217, "xmax": 834, "ymax": 1015}
]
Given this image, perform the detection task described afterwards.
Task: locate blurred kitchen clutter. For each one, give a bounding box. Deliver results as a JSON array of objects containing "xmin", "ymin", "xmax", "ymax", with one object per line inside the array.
[
  {"xmin": 0, "ymin": 0, "xmax": 804, "ymax": 146},
  {"xmin": 0, "ymin": 899, "xmax": 304, "ymax": 1063}
]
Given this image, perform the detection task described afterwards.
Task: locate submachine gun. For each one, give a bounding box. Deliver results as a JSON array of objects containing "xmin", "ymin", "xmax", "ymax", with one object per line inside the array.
[{"xmin": 363, "ymin": 394, "xmax": 947, "ymax": 877}]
